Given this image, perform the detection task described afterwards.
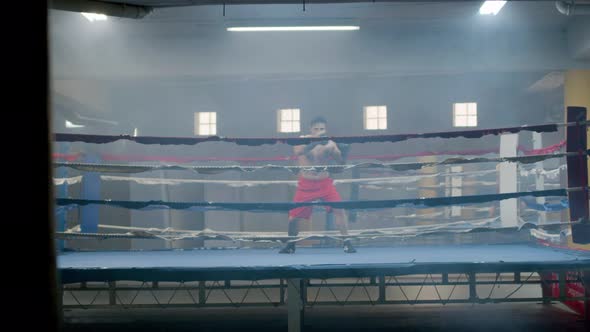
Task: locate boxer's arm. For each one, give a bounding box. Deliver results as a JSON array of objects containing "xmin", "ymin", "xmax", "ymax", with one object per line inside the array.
[
  {"xmin": 293, "ymin": 144, "xmax": 306, "ymax": 156},
  {"xmin": 326, "ymin": 141, "xmax": 345, "ymax": 163}
]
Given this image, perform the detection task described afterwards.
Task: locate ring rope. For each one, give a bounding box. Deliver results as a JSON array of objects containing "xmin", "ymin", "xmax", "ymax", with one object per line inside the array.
[
  {"xmin": 53, "ymin": 150, "xmax": 585, "ymax": 175},
  {"xmin": 54, "ymin": 122, "xmax": 583, "ymax": 146},
  {"xmin": 55, "ymin": 188, "xmax": 583, "ymax": 212},
  {"xmin": 53, "ymin": 163, "xmax": 566, "ymax": 188},
  {"xmin": 57, "ymin": 219, "xmax": 579, "ymax": 243},
  {"xmin": 52, "ymin": 140, "xmax": 566, "ymax": 163}
]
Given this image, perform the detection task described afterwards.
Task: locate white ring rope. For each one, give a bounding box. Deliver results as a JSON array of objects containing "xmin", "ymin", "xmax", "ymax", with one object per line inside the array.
[
  {"xmin": 53, "ymin": 164, "xmax": 567, "ymax": 188},
  {"xmin": 58, "ymin": 217, "xmax": 578, "ymax": 242}
]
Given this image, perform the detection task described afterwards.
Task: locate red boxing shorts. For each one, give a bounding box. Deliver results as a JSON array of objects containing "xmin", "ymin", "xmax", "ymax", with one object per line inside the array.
[{"xmin": 288, "ymin": 176, "xmax": 341, "ymax": 220}]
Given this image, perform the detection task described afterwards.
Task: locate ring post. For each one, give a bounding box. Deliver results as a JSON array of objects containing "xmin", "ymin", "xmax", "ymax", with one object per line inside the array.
[{"xmin": 566, "ymin": 106, "xmax": 589, "ymax": 244}]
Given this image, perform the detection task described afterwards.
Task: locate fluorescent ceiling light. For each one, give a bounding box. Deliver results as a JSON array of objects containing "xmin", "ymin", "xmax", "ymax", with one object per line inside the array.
[
  {"xmin": 76, "ymin": 115, "xmax": 118, "ymax": 126},
  {"xmin": 65, "ymin": 120, "xmax": 85, "ymax": 128},
  {"xmin": 227, "ymin": 26, "xmax": 359, "ymax": 32},
  {"xmin": 81, "ymin": 12, "xmax": 108, "ymax": 22},
  {"xmin": 479, "ymin": 1, "xmax": 507, "ymax": 15}
]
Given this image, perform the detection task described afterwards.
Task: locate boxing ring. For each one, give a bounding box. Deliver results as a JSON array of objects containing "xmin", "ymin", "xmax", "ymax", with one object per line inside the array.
[
  {"xmin": 59, "ymin": 244, "xmax": 590, "ymax": 282},
  {"xmin": 53, "ymin": 107, "xmax": 590, "ymax": 331}
]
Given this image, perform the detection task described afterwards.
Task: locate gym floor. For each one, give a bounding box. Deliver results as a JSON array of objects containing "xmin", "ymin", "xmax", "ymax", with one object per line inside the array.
[{"xmin": 62, "ymin": 302, "xmax": 588, "ymax": 332}]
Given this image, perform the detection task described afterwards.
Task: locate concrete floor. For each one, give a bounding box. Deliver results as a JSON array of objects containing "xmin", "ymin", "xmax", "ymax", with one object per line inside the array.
[{"xmin": 62, "ymin": 302, "xmax": 588, "ymax": 332}]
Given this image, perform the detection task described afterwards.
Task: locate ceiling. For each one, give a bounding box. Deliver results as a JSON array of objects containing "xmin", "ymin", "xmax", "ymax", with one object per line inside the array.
[
  {"xmin": 48, "ymin": 0, "xmax": 589, "ymax": 89},
  {"xmin": 52, "ymin": 1, "xmax": 577, "ymax": 24}
]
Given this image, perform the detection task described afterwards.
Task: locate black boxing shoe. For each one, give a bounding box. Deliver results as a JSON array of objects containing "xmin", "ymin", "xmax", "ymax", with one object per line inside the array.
[
  {"xmin": 343, "ymin": 240, "xmax": 357, "ymax": 254},
  {"xmin": 279, "ymin": 242, "xmax": 296, "ymax": 254}
]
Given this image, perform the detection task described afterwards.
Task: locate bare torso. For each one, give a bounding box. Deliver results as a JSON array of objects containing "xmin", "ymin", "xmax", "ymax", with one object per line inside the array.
[{"xmin": 295, "ymin": 145, "xmax": 330, "ymax": 180}]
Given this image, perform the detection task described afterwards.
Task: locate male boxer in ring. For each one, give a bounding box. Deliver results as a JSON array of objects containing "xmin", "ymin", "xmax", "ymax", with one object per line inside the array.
[{"xmin": 280, "ymin": 116, "xmax": 356, "ymax": 254}]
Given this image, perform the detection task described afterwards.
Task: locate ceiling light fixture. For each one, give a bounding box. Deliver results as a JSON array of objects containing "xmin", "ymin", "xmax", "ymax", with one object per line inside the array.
[
  {"xmin": 479, "ymin": 1, "xmax": 507, "ymax": 15},
  {"xmin": 81, "ymin": 12, "xmax": 108, "ymax": 22},
  {"xmin": 227, "ymin": 26, "xmax": 359, "ymax": 32}
]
